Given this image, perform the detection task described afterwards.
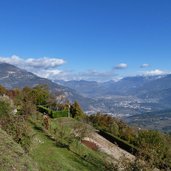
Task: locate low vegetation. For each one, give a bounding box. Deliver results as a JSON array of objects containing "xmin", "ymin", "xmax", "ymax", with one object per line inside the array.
[
  {"xmin": 0, "ymin": 128, "xmax": 38, "ymax": 171},
  {"xmin": 87, "ymin": 113, "xmax": 171, "ymax": 170}
]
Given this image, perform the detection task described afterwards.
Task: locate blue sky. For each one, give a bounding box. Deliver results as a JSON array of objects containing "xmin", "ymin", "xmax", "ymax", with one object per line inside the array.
[{"xmin": 0, "ymin": 0, "xmax": 171, "ymax": 81}]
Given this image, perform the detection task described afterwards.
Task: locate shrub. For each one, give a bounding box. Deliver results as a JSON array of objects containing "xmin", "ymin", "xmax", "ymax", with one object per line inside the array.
[
  {"xmin": 38, "ymin": 105, "xmax": 68, "ymax": 118},
  {"xmin": 0, "ymin": 95, "xmax": 33, "ymax": 152},
  {"xmin": 0, "ymin": 114, "xmax": 33, "ymax": 153},
  {"xmin": 135, "ymin": 130, "xmax": 170, "ymax": 168},
  {"xmin": 0, "ymin": 95, "xmax": 15, "ymax": 117}
]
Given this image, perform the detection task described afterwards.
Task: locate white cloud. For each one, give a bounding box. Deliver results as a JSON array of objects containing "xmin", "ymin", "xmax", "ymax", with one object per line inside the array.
[
  {"xmin": 114, "ymin": 63, "xmax": 128, "ymax": 69},
  {"xmin": 140, "ymin": 63, "xmax": 150, "ymax": 68},
  {"xmin": 0, "ymin": 55, "xmax": 65, "ymax": 79},
  {"xmin": 143, "ymin": 69, "xmax": 170, "ymax": 76},
  {"xmin": 0, "ymin": 55, "xmax": 123, "ymax": 81},
  {"xmin": 0, "ymin": 55, "xmax": 120, "ymax": 81},
  {"xmin": 0, "ymin": 55, "xmax": 65, "ymax": 68},
  {"xmin": 26, "ymin": 57, "xmax": 65, "ymax": 69},
  {"xmin": 0, "ymin": 55, "xmax": 22, "ymax": 65},
  {"xmin": 35, "ymin": 69, "xmax": 62, "ymax": 79},
  {"xmin": 55, "ymin": 69, "xmax": 118, "ymax": 82}
]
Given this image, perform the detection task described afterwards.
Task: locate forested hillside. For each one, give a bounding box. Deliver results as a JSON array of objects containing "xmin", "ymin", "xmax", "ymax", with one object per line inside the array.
[{"xmin": 0, "ymin": 84, "xmax": 171, "ymax": 170}]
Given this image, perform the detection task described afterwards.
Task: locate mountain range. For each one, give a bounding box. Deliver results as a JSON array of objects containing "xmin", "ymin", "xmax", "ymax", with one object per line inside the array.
[
  {"xmin": 0, "ymin": 62, "xmax": 171, "ymax": 117},
  {"xmin": 55, "ymin": 74, "xmax": 171, "ymax": 115},
  {"xmin": 55, "ymin": 76, "xmax": 165, "ymax": 98}
]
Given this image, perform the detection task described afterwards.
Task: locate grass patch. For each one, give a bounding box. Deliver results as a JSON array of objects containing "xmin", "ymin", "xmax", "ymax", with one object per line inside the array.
[{"xmin": 30, "ymin": 116, "xmax": 109, "ymax": 171}]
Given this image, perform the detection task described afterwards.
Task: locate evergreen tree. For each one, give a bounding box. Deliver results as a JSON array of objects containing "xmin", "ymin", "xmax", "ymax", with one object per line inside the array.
[{"xmin": 70, "ymin": 101, "xmax": 85, "ymax": 119}]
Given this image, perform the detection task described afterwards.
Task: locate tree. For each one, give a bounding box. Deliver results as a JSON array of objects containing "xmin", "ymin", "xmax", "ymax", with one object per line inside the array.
[
  {"xmin": 15, "ymin": 85, "xmax": 51, "ymax": 117},
  {"xmin": 0, "ymin": 95, "xmax": 15, "ymax": 117},
  {"xmin": 0, "ymin": 85, "xmax": 7, "ymax": 95},
  {"xmin": 70, "ymin": 101, "xmax": 85, "ymax": 119},
  {"xmin": 31, "ymin": 85, "xmax": 50, "ymax": 106},
  {"xmin": 16, "ymin": 87, "xmax": 36, "ymax": 117},
  {"xmin": 53, "ymin": 121, "xmax": 75, "ymax": 149}
]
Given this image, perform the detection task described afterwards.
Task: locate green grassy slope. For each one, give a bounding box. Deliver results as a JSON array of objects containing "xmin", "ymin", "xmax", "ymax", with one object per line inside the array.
[
  {"xmin": 0, "ymin": 128, "xmax": 39, "ymax": 171},
  {"xmin": 29, "ymin": 117, "xmax": 110, "ymax": 171}
]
